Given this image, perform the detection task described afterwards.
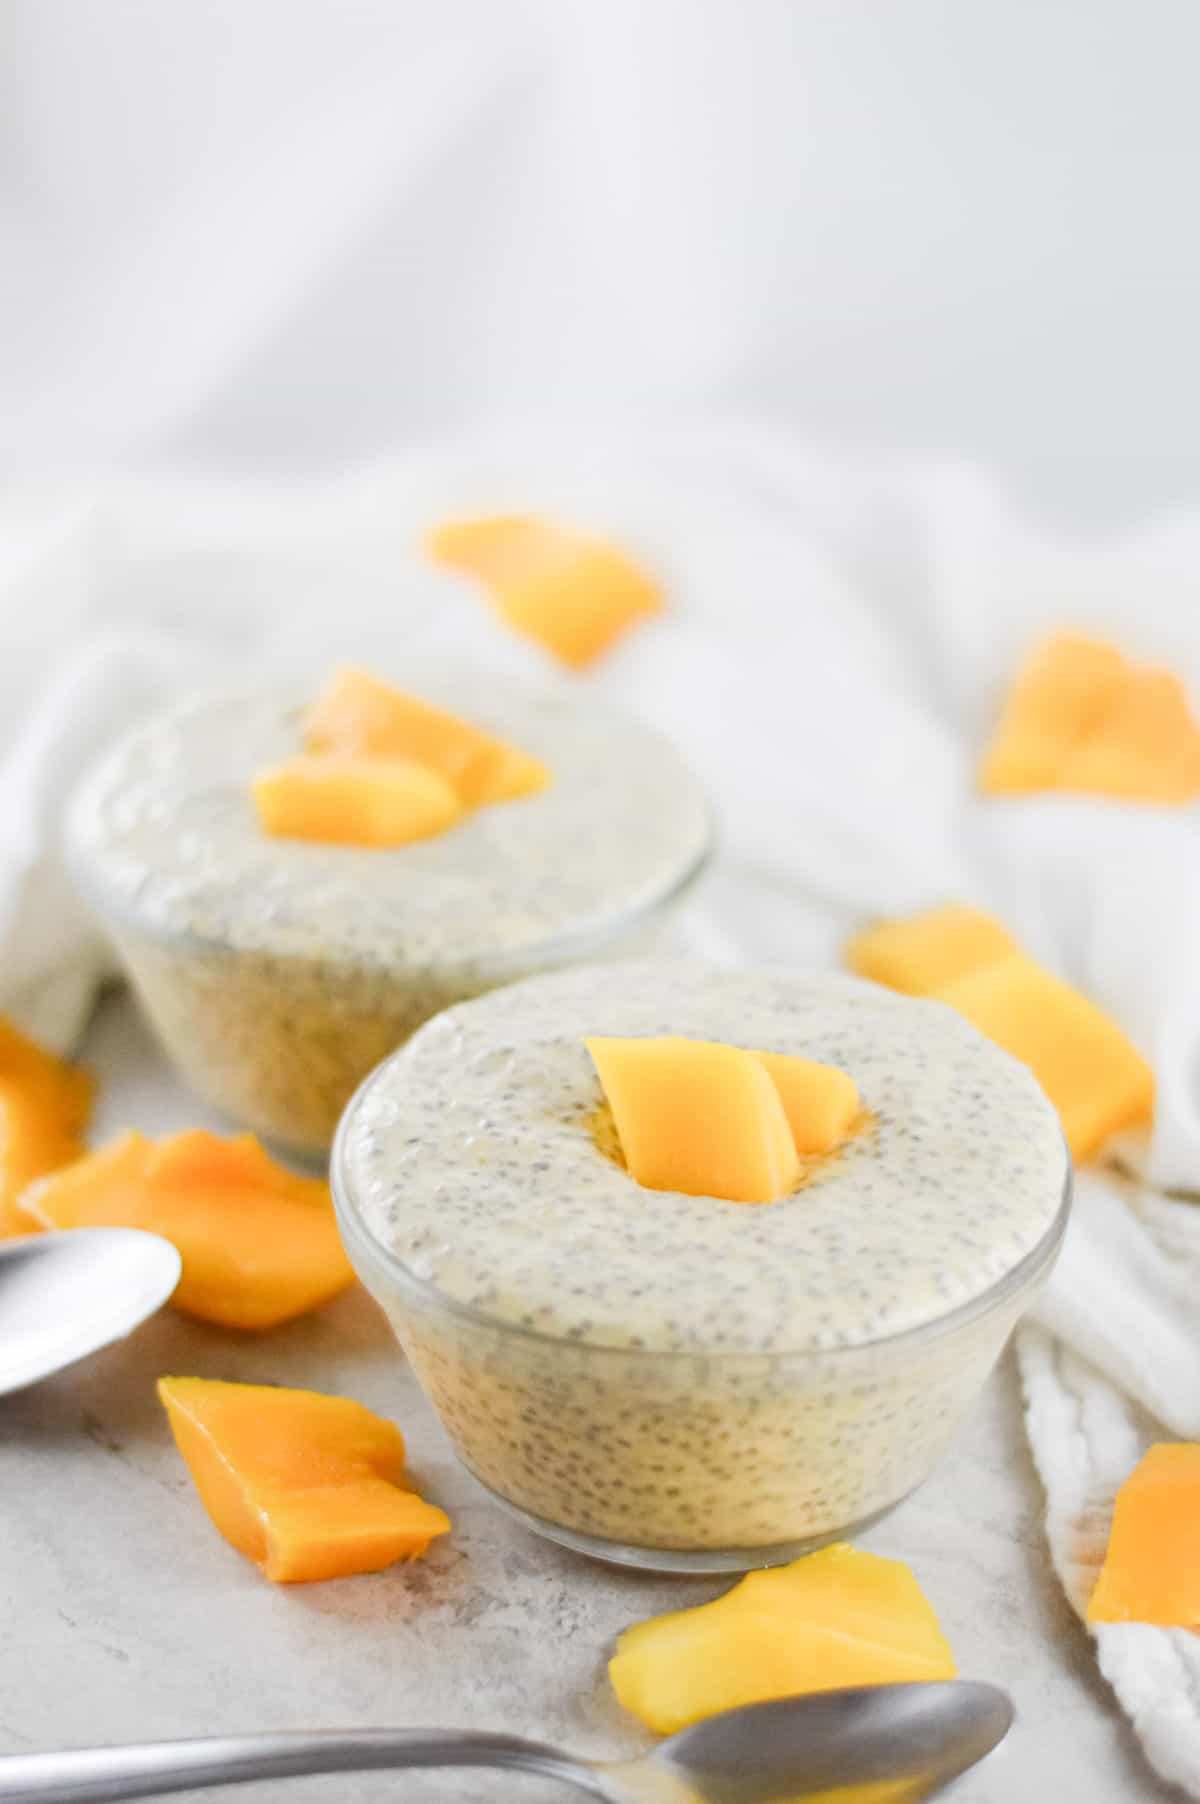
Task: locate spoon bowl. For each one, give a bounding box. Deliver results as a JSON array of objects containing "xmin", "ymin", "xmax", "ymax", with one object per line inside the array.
[
  {"xmin": 0, "ymin": 1228, "xmax": 182, "ymax": 1398},
  {"xmin": 0, "ymin": 1680, "xmax": 1013, "ymax": 1801}
]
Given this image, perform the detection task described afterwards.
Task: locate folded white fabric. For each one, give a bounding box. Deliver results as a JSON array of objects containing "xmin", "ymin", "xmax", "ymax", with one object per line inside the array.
[{"xmin": 3, "ymin": 433, "xmax": 1200, "ymax": 1789}]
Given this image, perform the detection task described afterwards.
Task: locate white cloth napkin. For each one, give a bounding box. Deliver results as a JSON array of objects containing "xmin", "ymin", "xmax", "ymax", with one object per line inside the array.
[{"xmin": 4, "ymin": 432, "xmax": 1200, "ymax": 1790}]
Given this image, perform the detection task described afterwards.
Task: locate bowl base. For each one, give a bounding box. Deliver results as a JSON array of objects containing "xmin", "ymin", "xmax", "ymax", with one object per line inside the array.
[{"xmin": 461, "ymin": 1460, "xmax": 918, "ymax": 1574}]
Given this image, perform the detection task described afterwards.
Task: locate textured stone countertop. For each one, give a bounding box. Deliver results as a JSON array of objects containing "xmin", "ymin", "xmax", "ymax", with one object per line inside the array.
[{"xmin": 0, "ymin": 995, "xmax": 1180, "ymax": 1803}]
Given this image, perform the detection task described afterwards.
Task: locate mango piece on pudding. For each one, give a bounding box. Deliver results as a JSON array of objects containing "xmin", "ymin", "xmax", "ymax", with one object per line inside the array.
[
  {"xmin": 752, "ymin": 1052, "xmax": 860, "ymax": 1155},
  {"xmin": 304, "ymin": 666, "xmax": 549, "ymax": 805},
  {"xmin": 586, "ymin": 1036, "xmax": 800, "ymax": 1203},
  {"xmin": 934, "ymin": 955, "xmax": 1153, "ymax": 1163},
  {"xmin": 846, "ymin": 905, "xmax": 1018, "ymax": 998},
  {"xmin": 251, "ymin": 755, "xmax": 461, "ymax": 848},
  {"xmin": 1060, "ymin": 667, "xmax": 1200, "ymax": 803},
  {"xmin": 158, "ymin": 1377, "xmax": 450, "ymax": 1582},
  {"xmin": 427, "ymin": 515, "xmax": 662, "ymax": 668},
  {"xmin": 1088, "ymin": 1444, "xmax": 1200, "ymax": 1625},
  {"xmin": 980, "ymin": 632, "xmax": 1126, "ymax": 794},
  {"xmin": 0, "ymin": 1017, "xmax": 93, "ymax": 1236},
  {"xmin": 610, "ymin": 1543, "xmax": 955, "ymax": 1735},
  {"xmin": 16, "ymin": 1129, "xmax": 354, "ymax": 1329}
]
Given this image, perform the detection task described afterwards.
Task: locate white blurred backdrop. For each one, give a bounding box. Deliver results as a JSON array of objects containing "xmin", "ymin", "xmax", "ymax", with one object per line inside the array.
[{"xmin": 3, "ymin": 0, "xmax": 1200, "ymax": 521}]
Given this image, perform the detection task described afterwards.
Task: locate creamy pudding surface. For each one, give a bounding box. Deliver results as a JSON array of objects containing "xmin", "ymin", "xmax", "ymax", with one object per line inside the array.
[
  {"xmin": 347, "ymin": 963, "xmax": 1068, "ymax": 1354},
  {"xmin": 70, "ymin": 681, "xmax": 709, "ymax": 963}
]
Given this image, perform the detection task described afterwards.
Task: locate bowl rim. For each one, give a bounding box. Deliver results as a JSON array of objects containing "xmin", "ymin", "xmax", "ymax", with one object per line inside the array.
[{"xmin": 331, "ymin": 1037, "xmax": 1074, "ymax": 1366}]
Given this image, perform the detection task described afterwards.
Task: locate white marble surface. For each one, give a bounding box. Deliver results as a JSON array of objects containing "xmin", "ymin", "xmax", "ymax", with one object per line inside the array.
[{"xmin": 0, "ymin": 994, "xmax": 1182, "ymax": 1802}]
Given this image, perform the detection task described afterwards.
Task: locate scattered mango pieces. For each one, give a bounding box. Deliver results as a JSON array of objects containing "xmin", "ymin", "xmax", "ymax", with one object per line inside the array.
[
  {"xmin": 587, "ymin": 1036, "xmax": 800, "ymax": 1203},
  {"xmin": 980, "ymin": 631, "xmax": 1200, "ymax": 802},
  {"xmin": 304, "ymin": 666, "xmax": 549, "ymax": 805},
  {"xmin": 609, "ymin": 1543, "xmax": 955, "ymax": 1736},
  {"xmin": 847, "ymin": 904, "xmax": 1153, "ymax": 1163},
  {"xmin": 158, "ymin": 1378, "xmax": 450, "ymax": 1582},
  {"xmin": 935, "ymin": 955, "xmax": 1154, "ymax": 1164},
  {"xmin": 16, "ymin": 1129, "xmax": 354, "ymax": 1329},
  {"xmin": 0, "ymin": 1016, "xmax": 93, "ymax": 1237},
  {"xmin": 1087, "ymin": 1444, "xmax": 1200, "ymax": 1626},
  {"xmin": 427, "ymin": 515, "xmax": 662, "ymax": 668},
  {"xmin": 251, "ymin": 755, "xmax": 462, "ymax": 848},
  {"xmin": 846, "ymin": 905, "xmax": 1017, "ymax": 998}
]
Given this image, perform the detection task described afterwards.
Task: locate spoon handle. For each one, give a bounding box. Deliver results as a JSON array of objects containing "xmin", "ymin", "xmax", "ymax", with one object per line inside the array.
[{"xmin": 0, "ymin": 1728, "xmax": 616, "ymax": 1803}]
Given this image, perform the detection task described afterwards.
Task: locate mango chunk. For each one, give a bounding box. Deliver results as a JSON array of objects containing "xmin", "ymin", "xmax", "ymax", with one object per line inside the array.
[
  {"xmin": 0, "ymin": 1017, "xmax": 93, "ymax": 1237},
  {"xmin": 1060, "ymin": 667, "xmax": 1200, "ymax": 803},
  {"xmin": 1088, "ymin": 1444, "xmax": 1200, "ymax": 1625},
  {"xmin": 752, "ymin": 1052, "xmax": 860, "ymax": 1155},
  {"xmin": 981, "ymin": 631, "xmax": 1200, "ymax": 803},
  {"xmin": 980, "ymin": 633, "xmax": 1127, "ymax": 794},
  {"xmin": 17, "ymin": 1130, "xmax": 354, "ymax": 1329},
  {"xmin": 935, "ymin": 955, "xmax": 1154, "ymax": 1163},
  {"xmin": 609, "ymin": 1543, "xmax": 955, "ymax": 1736},
  {"xmin": 158, "ymin": 1377, "xmax": 450, "ymax": 1582},
  {"xmin": 252, "ymin": 755, "xmax": 461, "ymax": 848},
  {"xmin": 304, "ymin": 666, "xmax": 549, "ymax": 805},
  {"xmin": 846, "ymin": 905, "xmax": 1017, "ymax": 997},
  {"xmin": 427, "ymin": 515, "xmax": 662, "ymax": 668},
  {"xmin": 587, "ymin": 1036, "xmax": 800, "ymax": 1204}
]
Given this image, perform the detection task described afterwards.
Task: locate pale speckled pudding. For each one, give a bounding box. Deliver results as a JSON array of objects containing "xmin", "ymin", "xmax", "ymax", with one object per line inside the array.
[
  {"xmin": 66, "ymin": 678, "xmax": 709, "ymax": 1153},
  {"xmin": 334, "ymin": 962, "xmax": 1071, "ymax": 1571}
]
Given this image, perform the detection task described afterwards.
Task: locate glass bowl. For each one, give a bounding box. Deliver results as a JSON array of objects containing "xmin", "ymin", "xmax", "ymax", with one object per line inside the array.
[
  {"xmin": 65, "ymin": 682, "xmax": 710, "ymax": 1156},
  {"xmin": 332, "ymin": 1082, "xmax": 1071, "ymax": 1575}
]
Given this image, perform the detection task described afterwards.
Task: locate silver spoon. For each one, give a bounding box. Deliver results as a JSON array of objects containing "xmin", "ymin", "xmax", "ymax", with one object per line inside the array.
[
  {"xmin": 0, "ymin": 1680, "xmax": 1013, "ymax": 1801},
  {"xmin": 0, "ymin": 1228, "xmax": 182, "ymax": 1397}
]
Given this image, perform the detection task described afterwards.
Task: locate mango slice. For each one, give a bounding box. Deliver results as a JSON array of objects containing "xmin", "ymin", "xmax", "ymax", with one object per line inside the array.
[
  {"xmin": 158, "ymin": 1377, "xmax": 450, "ymax": 1582},
  {"xmin": 587, "ymin": 1036, "xmax": 800, "ymax": 1203},
  {"xmin": 846, "ymin": 905, "xmax": 1017, "ymax": 997},
  {"xmin": 427, "ymin": 515, "xmax": 662, "ymax": 668},
  {"xmin": 251, "ymin": 755, "xmax": 461, "ymax": 848},
  {"xmin": 1060, "ymin": 667, "xmax": 1200, "ymax": 803},
  {"xmin": 609, "ymin": 1543, "xmax": 955, "ymax": 1736},
  {"xmin": 0, "ymin": 1017, "xmax": 93, "ymax": 1237},
  {"xmin": 980, "ymin": 633, "xmax": 1126, "ymax": 794},
  {"xmin": 304, "ymin": 666, "xmax": 549, "ymax": 805},
  {"xmin": 1088, "ymin": 1443, "xmax": 1200, "ymax": 1625},
  {"xmin": 935, "ymin": 955, "xmax": 1154, "ymax": 1163},
  {"xmin": 752, "ymin": 1052, "xmax": 860, "ymax": 1155},
  {"xmin": 17, "ymin": 1130, "xmax": 354, "ymax": 1329}
]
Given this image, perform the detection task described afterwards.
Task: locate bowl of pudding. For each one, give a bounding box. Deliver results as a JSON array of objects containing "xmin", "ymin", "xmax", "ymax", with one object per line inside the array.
[
  {"xmin": 333, "ymin": 961, "xmax": 1071, "ymax": 1572},
  {"xmin": 66, "ymin": 669, "xmax": 709, "ymax": 1154}
]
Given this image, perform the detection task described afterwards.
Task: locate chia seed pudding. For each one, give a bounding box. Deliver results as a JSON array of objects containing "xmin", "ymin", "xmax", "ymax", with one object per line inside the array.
[
  {"xmin": 333, "ymin": 962, "xmax": 1070, "ymax": 1571},
  {"xmin": 66, "ymin": 679, "xmax": 709, "ymax": 1153}
]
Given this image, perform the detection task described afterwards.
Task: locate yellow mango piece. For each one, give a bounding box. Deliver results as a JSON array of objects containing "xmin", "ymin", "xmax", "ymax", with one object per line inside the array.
[
  {"xmin": 304, "ymin": 666, "xmax": 549, "ymax": 805},
  {"xmin": 17, "ymin": 1130, "xmax": 354, "ymax": 1330},
  {"xmin": 610, "ymin": 1543, "xmax": 955, "ymax": 1736},
  {"xmin": 158, "ymin": 1377, "xmax": 450, "ymax": 1583},
  {"xmin": 846, "ymin": 905, "xmax": 1018, "ymax": 997},
  {"xmin": 1088, "ymin": 1444, "xmax": 1200, "ymax": 1625},
  {"xmin": 752, "ymin": 1052, "xmax": 860, "ymax": 1155},
  {"xmin": 251, "ymin": 755, "xmax": 461, "ymax": 847},
  {"xmin": 935, "ymin": 955, "xmax": 1154, "ymax": 1163},
  {"xmin": 428, "ymin": 515, "xmax": 662, "ymax": 668},
  {"xmin": 587, "ymin": 1036, "xmax": 800, "ymax": 1204},
  {"xmin": 0, "ymin": 1017, "xmax": 93, "ymax": 1236},
  {"xmin": 1060, "ymin": 667, "xmax": 1200, "ymax": 803},
  {"xmin": 980, "ymin": 633, "xmax": 1127, "ymax": 794}
]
